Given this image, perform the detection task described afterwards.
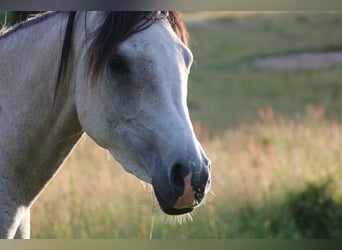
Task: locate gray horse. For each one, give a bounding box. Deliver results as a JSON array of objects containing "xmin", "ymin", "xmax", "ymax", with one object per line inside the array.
[{"xmin": 0, "ymin": 11, "xmax": 211, "ymax": 238}]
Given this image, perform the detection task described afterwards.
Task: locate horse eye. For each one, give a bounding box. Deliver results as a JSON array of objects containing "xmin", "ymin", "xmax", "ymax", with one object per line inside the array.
[{"xmin": 109, "ymin": 55, "xmax": 129, "ymax": 74}]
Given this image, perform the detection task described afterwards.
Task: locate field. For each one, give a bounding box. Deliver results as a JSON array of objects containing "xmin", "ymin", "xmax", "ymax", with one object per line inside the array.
[{"xmin": 3, "ymin": 12, "xmax": 342, "ymax": 238}]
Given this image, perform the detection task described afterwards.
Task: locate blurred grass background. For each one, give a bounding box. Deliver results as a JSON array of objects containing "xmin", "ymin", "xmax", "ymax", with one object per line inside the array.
[{"xmin": 2, "ymin": 11, "xmax": 342, "ymax": 238}]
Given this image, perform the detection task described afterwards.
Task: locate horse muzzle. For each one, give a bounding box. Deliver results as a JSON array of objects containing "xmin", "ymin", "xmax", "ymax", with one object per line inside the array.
[{"xmin": 152, "ymin": 155, "xmax": 211, "ymax": 215}]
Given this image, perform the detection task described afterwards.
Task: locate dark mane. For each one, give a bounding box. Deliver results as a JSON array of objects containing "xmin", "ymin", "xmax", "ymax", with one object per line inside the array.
[{"xmin": 56, "ymin": 11, "xmax": 189, "ymax": 94}]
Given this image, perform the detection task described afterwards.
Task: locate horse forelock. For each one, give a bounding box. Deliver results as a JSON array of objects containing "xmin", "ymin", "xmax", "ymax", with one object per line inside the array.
[
  {"xmin": 85, "ymin": 11, "xmax": 160, "ymax": 85},
  {"xmin": 85, "ymin": 11, "xmax": 189, "ymax": 85},
  {"xmin": 56, "ymin": 11, "xmax": 189, "ymax": 96}
]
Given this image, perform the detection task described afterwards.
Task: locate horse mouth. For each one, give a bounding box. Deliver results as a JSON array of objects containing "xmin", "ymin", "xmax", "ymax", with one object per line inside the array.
[
  {"xmin": 161, "ymin": 206, "xmax": 194, "ymax": 215},
  {"xmin": 150, "ymin": 154, "xmax": 211, "ymax": 215},
  {"xmin": 151, "ymin": 164, "xmax": 210, "ymax": 215},
  {"xmin": 152, "ymin": 181, "xmax": 205, "ymax": 215},
  {"xmin": 153, "ymin": 187, "xmax": 196, "ymax": 215}
]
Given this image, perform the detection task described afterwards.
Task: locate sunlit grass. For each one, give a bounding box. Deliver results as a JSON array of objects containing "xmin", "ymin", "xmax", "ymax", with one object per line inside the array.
[
  {"xmin": 186, "ymin": 12, "xmax": 342, "ymax": 132},
  {"xmin": 30, "ymin": 106, "xmax": 342, "ymax": 238}
]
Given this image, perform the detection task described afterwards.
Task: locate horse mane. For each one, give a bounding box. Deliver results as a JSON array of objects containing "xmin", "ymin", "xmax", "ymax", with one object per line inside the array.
[
  {"xmin": 0, "ymin": 12, "xmax": 57, "ymax": 39},
  {"xmin": 56, "ymin": 11, "xmax": 189, "ymax": 95}
]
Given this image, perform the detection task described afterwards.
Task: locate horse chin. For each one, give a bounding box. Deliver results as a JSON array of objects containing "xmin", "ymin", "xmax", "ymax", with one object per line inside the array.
[
  {"xmin": 122, "ymin": 165, "xmax": 194, "ymax": 215},
  {"xmin": 151, "ymin": 185, "xmax": 195, "ymax": 215},
  {"xmin": 161, "ymin": 206, "xmax": 194, "ymax": 215},
  {"xmin": 127, "ymin": 167, "xmax": 194, "ymax": 215}
]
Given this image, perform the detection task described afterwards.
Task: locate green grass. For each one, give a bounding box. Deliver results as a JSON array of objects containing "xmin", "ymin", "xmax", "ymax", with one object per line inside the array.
[
  {"xmin": 0, "ymin": 11, "xmax": 15, "ymax": 27},
  {"xmin": 3, "ymin": 12, "xmax": 342, "ymax": 238},
  {"xmin": 31, "ymin": 110, "xmax": 342, "ymax": 238},
  {"xmin": 186, "ymin": 12, "xmax": 342, "ymax": 132}
]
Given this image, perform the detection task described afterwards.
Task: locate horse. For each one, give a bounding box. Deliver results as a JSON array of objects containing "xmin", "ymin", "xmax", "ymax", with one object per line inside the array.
[{"xmin": 0, "ymin": 11, "xmax": 211, "ymax": 239}]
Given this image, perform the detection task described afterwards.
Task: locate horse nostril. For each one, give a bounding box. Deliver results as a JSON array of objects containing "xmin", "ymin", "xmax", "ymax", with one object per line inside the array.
[
  {"xmin": 170, "ymin": 163, "xmax": 189, "ymax": 196},
  {"xmin": 191, "ymin": 161, "xmax": 210, "ymax": 204}
]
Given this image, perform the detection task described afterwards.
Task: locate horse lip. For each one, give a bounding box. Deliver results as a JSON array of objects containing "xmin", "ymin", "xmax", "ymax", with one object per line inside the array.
[
  {"xmin": 156, "ymin": 191, "xmax": 194, "ymax": 215},
  {"xmin": 152, "ymin": 180, "xmax": 204, "ymax": 215},
  {"xmin": 152, "ymin": 183, "xmax": 193, "ymax": 215},
  {"xmin": 162, "ymin": 206, "xmax": 194, "ymax": 215},
  {"xmin": 150, "ymin": 156, "xmax": 210, "ymax": 215}
]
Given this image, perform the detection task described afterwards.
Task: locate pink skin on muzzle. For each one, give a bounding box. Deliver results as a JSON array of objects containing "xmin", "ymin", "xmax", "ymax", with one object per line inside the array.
[{"xmin": 173, "ymin": 172, "xmax": 195, "ymax": 209}]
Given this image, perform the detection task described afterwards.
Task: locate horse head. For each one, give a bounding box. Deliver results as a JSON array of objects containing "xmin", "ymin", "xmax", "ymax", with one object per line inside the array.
[{"xmin": 72, "ymin": 11, "xmax": 211, "ymax": 215}]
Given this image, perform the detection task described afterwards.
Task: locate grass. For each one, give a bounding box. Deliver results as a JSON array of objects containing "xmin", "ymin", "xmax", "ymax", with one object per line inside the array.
[
  {"xmin": 31, "ymin": 107, "xmax": 342, "ymax": 238},
  {"xmin": 2, "ymin": 12, "xmax": 342, "ymax": 238},
  {"xmin": 0, "ymin": 11, "xmax": 16, "ymax": 28},
  {"xmin": 186, "ymin": 12, "xmax": 342, "ymax": 132}
]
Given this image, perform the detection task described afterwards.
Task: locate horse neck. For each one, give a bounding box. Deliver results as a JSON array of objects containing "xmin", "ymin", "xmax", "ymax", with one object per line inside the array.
[{"xmin": 0, "ymin": 12, "xmax": 83, "ymax": 204}]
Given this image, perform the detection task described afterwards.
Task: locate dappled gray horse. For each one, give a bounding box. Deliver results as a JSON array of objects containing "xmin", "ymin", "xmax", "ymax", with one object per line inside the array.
[{"xmin": 0, "ymin": 11, "xmax": 211, "ymax": 238}]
